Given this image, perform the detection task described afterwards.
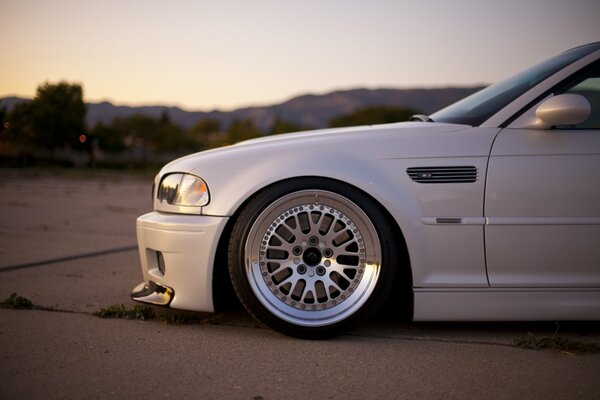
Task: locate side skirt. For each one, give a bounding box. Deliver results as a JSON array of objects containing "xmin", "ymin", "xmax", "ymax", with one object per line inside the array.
[{"xmin": 413, "ymin": 288, "xmax": 600, "ymax": 321}]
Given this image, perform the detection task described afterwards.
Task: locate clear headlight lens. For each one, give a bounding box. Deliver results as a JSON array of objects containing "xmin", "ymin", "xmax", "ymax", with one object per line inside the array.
[{"xmin": 157, "ymin": 173, "xmax": 209, "ymax": 207}]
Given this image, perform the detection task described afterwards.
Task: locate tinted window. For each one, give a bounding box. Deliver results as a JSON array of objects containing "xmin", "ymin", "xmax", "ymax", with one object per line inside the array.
[
  {"xmin": 430, "ymin": 43, "xmax": 600, "ymax": 126},
  {"xmin": 557, "ymin": 64, "xmax": 600, "ymax": 129}
]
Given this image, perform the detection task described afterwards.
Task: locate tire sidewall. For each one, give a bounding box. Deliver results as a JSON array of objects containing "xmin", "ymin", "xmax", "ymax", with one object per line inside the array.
[{"xmin": 228, "ymin": 178, "xmax": 397, "ymax": 339}]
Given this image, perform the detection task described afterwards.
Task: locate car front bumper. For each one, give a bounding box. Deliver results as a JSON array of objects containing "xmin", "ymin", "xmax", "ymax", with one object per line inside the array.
[{"xmin": 132, "ymin": 211, "xmax": 229, "ymax": 312}]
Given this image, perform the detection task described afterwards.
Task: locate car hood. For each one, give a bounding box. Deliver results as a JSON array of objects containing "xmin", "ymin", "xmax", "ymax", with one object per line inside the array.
[{"xmin": 160, "ymin": 121, "xmax": 494, "ymax": 176}]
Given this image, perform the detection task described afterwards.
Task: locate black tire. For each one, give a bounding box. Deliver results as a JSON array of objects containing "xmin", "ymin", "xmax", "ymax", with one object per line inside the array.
[{"xmin": 228, "ymin": 178, "xmax": 398, "ymax": 339}]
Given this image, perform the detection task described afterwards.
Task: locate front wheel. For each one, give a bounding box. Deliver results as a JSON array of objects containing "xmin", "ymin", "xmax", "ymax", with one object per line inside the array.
[{"xmin": 228, "ymin": 179, "xmax": 398, "ymax": 339}]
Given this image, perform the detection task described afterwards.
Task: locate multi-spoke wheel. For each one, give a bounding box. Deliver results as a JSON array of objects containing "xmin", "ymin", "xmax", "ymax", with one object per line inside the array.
[{"xmin": 228, "ymin": 179, "xmax": 397, "ymax": 338}]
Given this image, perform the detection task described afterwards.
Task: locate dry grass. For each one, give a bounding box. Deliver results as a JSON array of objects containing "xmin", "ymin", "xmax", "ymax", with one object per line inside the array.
[
  {"xmin": 0, "ymin": 293, "xmax": 34, "ymax": 309},
  {"xmin": 514, "ymin": 332, "xmax": 600, "ymax": 353}
]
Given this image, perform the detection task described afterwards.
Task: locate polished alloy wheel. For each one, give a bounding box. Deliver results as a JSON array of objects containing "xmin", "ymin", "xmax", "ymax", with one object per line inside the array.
[{"xmin": 244, "ymin": 190, "xmax": 382, "ymax": 327}]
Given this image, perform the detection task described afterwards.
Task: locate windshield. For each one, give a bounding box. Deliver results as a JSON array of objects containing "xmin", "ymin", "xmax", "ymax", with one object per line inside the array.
[{"xmin": 430, "ymin": 43, "xmax": 600, "ymax": 126}]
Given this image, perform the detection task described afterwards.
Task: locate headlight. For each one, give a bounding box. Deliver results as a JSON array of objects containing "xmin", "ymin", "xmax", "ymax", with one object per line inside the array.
[{"xmin": 157, "ymin": 173, "xmax": 209, "ymax": 208}]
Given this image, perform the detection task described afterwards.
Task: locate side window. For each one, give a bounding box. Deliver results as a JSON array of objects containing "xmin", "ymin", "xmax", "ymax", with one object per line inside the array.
[{"xmin": 557, "ymin": 66, "xmax": 600, "ymax": 129}]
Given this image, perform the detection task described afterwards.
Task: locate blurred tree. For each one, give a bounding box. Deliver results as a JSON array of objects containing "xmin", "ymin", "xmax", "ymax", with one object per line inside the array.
[
  {"xmin": 157, "ymin": 118, "xmax": 194, "ymax": 152},
  {"xmin": 3, "ymin": 102, "xmax": 37, "ymax": 165},
  {"xmin": 4, "ymin": 102, "xmax": 35, "ymax": 146},
  {"xmin": 189, "ymin": 118, "xmax": 221, "ymax": 149},
  {"xmin": 0, "ymin": 105, "xmax": 6, "ymax": 136},
  {"xmin": 329, "ymin": 106, "xmax": 417, "ymax": 128},
  {"xmin": 159, "ymin": 109, "xmax": 171, "ymax": 125},
  {"xmin": 91, "ymin": 122, "xmax": 127, "ymax": 153},
  {"xmin": 190, "ymin": 118, "xmax": 220, "ymax": 136},
  {"xmin": 29, "ymin": 81, "xmax": 86, "ymax": 150},
  {"xmin": 270, "ymin": 117, "xmax": 304, "ymax": 135},
  {"xmin": 225, "ymin": 118, "xmax": 261, "ymax": 145},
  {"xmin": 91, "ymin": 113, "xmax": 197, "ymax": 157}
]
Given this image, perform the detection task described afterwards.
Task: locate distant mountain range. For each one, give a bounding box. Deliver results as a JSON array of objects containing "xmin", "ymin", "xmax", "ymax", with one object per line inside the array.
[{"xmin": 1, "ymin": 86, "xmax": 483, "ymax": 131}]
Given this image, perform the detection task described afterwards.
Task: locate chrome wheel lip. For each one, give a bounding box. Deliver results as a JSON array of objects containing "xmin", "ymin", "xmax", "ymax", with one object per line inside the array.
[{"xmin": 244, "ymin": 190, "xmax": 382, "ymax": 327}]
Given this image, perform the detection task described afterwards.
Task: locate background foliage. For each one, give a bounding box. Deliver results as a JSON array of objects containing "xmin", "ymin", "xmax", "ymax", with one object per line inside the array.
[{"xmin": 0, "ymin": 81, "xmax": 416, "ymax": 168}]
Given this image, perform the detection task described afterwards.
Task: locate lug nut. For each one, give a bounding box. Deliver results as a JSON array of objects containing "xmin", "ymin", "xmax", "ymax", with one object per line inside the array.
[
  {"xmin": 323, "ymin": 248, "xmax": 333, "ymax": 258},
  {"xmin": 297, "ymin": 264, "xmax": 307, "ymax": 274},
  {"xmin": 316, "ymin": 266, "xmax": 326, "ymax": 276},
  {"xmin": 309, "ymin": 236, "xmax": 319, "ymax": 246},
  {"xmin": 292, "ymin": 246, "xmax": 303, "ymax": 256}
]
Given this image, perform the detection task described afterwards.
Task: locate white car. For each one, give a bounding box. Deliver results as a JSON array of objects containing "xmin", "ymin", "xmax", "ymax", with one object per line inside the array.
[{"xmin": 132, "ymin": 42, "xmax": 600, "ymax": 338}]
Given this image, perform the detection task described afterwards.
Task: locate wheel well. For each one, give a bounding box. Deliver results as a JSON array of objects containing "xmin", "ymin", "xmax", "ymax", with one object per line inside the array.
[{"xmin": 212, "ymin": 176, "xmax": 413, "ymax": 317}]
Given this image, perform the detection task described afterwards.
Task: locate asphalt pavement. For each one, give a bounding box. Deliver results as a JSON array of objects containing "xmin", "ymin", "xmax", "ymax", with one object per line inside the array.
[{"xmin": 1, "ymin": 169, "xmax": 599, "ymax": 400}]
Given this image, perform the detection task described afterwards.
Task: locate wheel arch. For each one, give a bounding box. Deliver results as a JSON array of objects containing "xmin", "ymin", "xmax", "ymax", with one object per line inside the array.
[{"xmin": 212, "ymin": 175, "xmax": 413, "ymax": 316}]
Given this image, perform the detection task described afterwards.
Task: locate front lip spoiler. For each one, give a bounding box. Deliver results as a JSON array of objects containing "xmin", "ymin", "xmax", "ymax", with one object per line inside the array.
[{"xmin": 131, "ymin": 281, "xmax": 174, "ymax": 306}]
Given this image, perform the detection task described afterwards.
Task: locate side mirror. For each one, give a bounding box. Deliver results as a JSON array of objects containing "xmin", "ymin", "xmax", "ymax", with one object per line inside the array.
[{"xmin": 535, "ymin": 93, "xmax": 591, "ymax": 127}]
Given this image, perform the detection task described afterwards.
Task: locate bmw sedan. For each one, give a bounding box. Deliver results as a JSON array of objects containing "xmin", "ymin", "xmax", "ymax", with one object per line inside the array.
[{"xmin": 132, "ymin": 42, "xmax": 600, "ymax": 338}]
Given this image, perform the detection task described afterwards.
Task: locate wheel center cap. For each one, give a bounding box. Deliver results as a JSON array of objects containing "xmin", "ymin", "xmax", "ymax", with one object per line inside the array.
[{"xmin": 303, "ymin": 247, "xmax": 322, "ymax": 267}]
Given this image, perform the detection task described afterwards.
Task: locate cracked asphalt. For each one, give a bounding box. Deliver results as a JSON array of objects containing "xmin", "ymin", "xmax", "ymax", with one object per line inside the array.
[{"xmin": 1, "ymin": 169, "xmax": 599, "ymax": 400}]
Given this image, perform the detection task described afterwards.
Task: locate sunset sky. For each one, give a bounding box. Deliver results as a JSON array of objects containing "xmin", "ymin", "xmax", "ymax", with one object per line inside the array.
[{"xmin": 1, "ymin": 0, "xmax": 599, "ymax": 111}]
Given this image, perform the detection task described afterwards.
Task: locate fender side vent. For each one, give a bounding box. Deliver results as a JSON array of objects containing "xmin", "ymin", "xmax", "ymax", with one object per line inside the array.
[{"xmin": 407, "ymin": 166, "xmax": 478, "ymax": 183}]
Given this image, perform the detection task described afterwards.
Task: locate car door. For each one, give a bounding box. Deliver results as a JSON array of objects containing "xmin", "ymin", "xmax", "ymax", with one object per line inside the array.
[{"xmin": 485, "ymin": 63, "xmax": 600, "ymax": 287}]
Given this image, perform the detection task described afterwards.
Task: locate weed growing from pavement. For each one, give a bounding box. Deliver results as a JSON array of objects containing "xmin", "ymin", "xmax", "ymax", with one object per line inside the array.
[
  {"xmin": 0, "ymin": 293, "xmax": 35, "ymax": 309},
  {"xmin": 95, "ymin": 304, "xmax": 156, "ymax": 320},
  {"xmin": 514, "ymin": 332, "xmax": 600, "ymax": 353},
  {"xmin": 159, "ymin": 310, "xmax": 212, "ymax": 324},
  {"xmin": 94, "ymin": 304, "xmax": 212, "ymax": 324}
]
